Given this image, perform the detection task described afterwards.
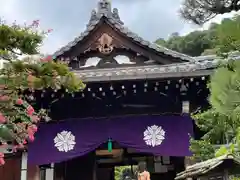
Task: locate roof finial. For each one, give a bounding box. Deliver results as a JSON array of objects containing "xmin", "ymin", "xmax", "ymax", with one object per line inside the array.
[{"xmin": 97, "ymin": 0, "xmax": 112, "ymax": 16}]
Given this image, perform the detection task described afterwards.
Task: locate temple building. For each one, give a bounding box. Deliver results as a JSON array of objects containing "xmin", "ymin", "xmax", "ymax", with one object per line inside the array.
[{"xmin": 0, "ymin": 0, "xmax": 231, "ymax": 180}]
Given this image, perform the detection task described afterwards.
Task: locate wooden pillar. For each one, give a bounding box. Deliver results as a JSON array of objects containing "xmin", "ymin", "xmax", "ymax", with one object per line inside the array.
[
  {"xmin": 45, "ymin": 163, "xmax": 54, "ymax": 180},
  {"xmin": 223, "ymin": 169, "xmax": 229, "ymax": 180},
  {"xmin": 93, "ymin": 161, "xmax": 97, "ymax": 180},
  {"xmin": 182, "ymin": 100, "xmax": 193, "ymax": 180},
  {"xmin": 21, "ymin": 152, "xmax": 28, "ymax": 180},
  {"xmin": 182, "ymin": 100, "xmax": 190, "ymax": 168}
]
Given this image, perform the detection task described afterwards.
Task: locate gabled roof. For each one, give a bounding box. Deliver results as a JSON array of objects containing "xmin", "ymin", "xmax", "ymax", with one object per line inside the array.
[
  {"xmin": 175, "ymin": 154, "xmax": 240, "ymax": 180},
  {"xmin": 52, "ymin": 0, "xmax": 194, "ymax": 62},
  {"xmin": 51, "ymin": 0, "xmax": 240, "ymax": 82}
]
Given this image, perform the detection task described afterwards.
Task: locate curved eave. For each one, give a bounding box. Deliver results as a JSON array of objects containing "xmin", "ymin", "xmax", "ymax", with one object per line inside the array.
[
  {"xmin": 73, "ymin": 58, "xmax": 220, "ymax": 82},
  {"xmin": 74, "ymin": 68, "xmax": 212, "ymax": 82}
]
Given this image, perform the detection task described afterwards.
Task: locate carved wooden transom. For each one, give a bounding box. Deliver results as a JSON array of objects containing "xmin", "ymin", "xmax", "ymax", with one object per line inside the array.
[{"xmin": 97, "ymin": 33, "xmax": 114, "ymax": 54}]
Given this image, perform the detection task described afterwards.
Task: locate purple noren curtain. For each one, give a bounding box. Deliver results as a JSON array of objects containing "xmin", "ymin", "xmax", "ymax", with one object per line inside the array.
[{"xmin": 28, "ymin": 115, "xmax": 193, "ymax": 165}]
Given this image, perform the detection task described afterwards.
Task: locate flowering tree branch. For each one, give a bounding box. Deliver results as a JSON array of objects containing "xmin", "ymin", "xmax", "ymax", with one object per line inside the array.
[{"xmin": 0, "ymin": 20, "xmax": 85, "ymax": 165}]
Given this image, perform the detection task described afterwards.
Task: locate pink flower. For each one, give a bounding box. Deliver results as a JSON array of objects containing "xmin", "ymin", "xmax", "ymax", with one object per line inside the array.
[
  {"xmin": 23, "ymin": 140, "xmax": 27, "ymax": 145},
  {"xmin": 27, "ymin": 128, "xmax": 33, "ymax": 135},
  {"xmin": 29, "ymin": 125, "xmax": 38, "ymax": 133},
  {"xmin": 0, "ymin": 159, "xmax": 5, "ymax": 165},
  {"xmin": 15, "ymin": 144, "xmax": 24, "ymax": 150},
  {"xmin": 0, "ymin": 153, "xmax": 4, "ymax": 166},
  {"xmin": 28, "ymin": 134, "xmax": 35, "ymax": 142},
  {"xmin": 27, "ymin": 125, "xmax": 37, "ymax": 142},
  {"xmin": 31, "ymin": 20, "xmax": 40, "ymax": 27},
  {"xmin": 0, "ymin": 113, "xmax": 6, "ymax": 123},
  {"xmin": 16, "ymin": 98, "xmax": 23, "ymax": 105},
  {"xmin": 0, "ymin": 85, "xmax": 5, "ymax": 89},
  {"xmin": 0, "ymin": 144, "xmax": 7, "ymax": 148},
  {"xmin": 26, "ymin": 105, "xmax": 35, "ymax": 116},
  {"xmin": 27, "ymin": 125, "xmax": 37, "ymax": 139},
  {"xmin": 41, "ymin": 55, "xmax": 52, "ymax": 62},
  {"xmin": 47, "ymin": 29, "xmax": 53, "ymax": 33},
  {"xmin": 12, "ymin": 146, "xmax": 17, "ymax": 153},
  {"xmin": 0, "ymin": 95, "xmax": 9, "ymax": 101},
  {"xmin": 31, "ymin": 115, "xmax": 40, "ymax": 123},
  {"xmin": 0, "ymin": 158, "xmax": 5, "ymax": 166}
]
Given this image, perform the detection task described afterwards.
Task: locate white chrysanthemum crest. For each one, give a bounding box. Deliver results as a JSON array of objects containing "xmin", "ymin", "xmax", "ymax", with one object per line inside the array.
[
  {"xmin": 54, "ymin": 130, "xmax": 76, "ymax": 152},
  {"xmin": 143, "ymin": 125, "xmax": 165, "ymax": 147}
]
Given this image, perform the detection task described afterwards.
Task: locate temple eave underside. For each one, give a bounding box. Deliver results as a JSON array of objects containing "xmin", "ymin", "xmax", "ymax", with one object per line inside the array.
[
  {"xmin": 72, "ymin": 61, "xmax": 216, "ymax": 82},
  {"xmin": 74, "ymin": 68, "xmax": 212, "ymax": 82}
]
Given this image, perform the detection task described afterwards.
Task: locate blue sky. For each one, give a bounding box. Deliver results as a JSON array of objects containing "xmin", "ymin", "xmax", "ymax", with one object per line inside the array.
[{"xmin": 0, "ymin": 0, "xmax": 235, "ymax": 55}]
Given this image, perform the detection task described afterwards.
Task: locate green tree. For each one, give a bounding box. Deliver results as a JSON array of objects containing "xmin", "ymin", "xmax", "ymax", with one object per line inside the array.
[
  {"xmin": 215, "ymin": 16, "xmax": 240, "ymax": 53},
  {"xmin": 190, "ymin": 109, "xmax": 237, "ymax": 160},
  {"xmin": 190, "ymin": 24, "xmax": 240, "ymax": 160},
  {"xmin": 0, "ymin": 20, "xmax": 85, "ymax": 165},
  {"xmin": 155, "ymin": 30, "xmax": 214, "ymax": 56},
  {"xmin": 154, "ymin": 38, "xmax": 166, "ymax": 46},
  {"xmin": 155, "ymin": 15, "xmax": 240, "ymax": 56},
  {"xmin": 180, "ymin": 0, "xmax": 240, "ymax": 24}
]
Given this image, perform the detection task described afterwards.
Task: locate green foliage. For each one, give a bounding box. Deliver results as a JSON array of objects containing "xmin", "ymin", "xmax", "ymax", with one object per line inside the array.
[
  {"xmin": 193, "ymin": 109, "xmax": 236, "ymax": 144},
  {"xmin": 230, "ymin": 176, "xmax": 240, "ymax": 180},
  {"xmin": 188, "ymin": 14, "xmax": 240, "ymax": 160},
  {"xmin": 190, "ymin": 139, "xmax": 215, "ymax": 161},
  {"xmin": 156, "ymin": 30, "xmax": 215, "ymax": 56},
  {"xmin": 1, "ymin": 59, "xmax": 85, "ymax": 93},
  {"xmin": 215, "ymin": 143, "xmax": 236, "ymax": 157},
  {"xmin": 0, "ymin": 57, "xmax": 85, "ymax": 145},
  {"xmin": 209, "ymin": 60, "xmax": 240, "ymax": 120},
  {"xmin": 155, "ymin": 38, "xmax": 166, "ymax": 46},
  {"xmin": 191, "ymin": 62, "xmax": 240, "ymax": 160},
  {"xmin": 214, "ymin": 127, "xmax": 240, "ymax": 157},
  {"xmin": 0, "ymin": 20, "xmax": 44, "ymax": 59},
  {"xmin": 155, "ymin": 15, "xmax": 240, "ymax": 56},
  {"xmin": 215, "ymin": 16, "xmax": 240, "ymax": 53},
  {"xmin": 115, "ymin": 166, "xmax": 137, "ymax": 180}
]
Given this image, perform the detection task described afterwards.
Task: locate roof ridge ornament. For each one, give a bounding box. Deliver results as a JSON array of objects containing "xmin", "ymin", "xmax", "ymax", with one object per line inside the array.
[
  {"xmin": 89, "ymin": 9, "xmax": 98, "ymax": 22},
  {"xmin": 112, "ymin": 8, "xmax": 123, "ymax": 25},
  {"xmin": 88, "ymin": 0, "xmax": 123, "ymax": 25},
  {"xmin": 98, "ymin": 0, "xmax": 112, "ymax": 17}
]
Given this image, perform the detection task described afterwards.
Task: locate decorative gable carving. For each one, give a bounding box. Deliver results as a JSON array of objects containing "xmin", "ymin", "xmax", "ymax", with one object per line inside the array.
[
  {"xmin": 98, "ymin": 0, "xmax": 111, "ymax": 16},
  {"xmin": 97, "ymin": 33, "xmax": 114, "ymax": 54}
]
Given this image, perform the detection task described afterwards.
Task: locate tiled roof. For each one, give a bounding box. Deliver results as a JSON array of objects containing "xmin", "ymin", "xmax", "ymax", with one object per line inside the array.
[
  {"xmin": 175, "ymin": 154, "xmax": 240, "ymax": 180},
  {"xmin": 51, "ymin": 0, "xmax": 240, "ymax": 82},
  {"xmin": 52, "ymin": 0, "xmax": 194, "ymax": 62}
]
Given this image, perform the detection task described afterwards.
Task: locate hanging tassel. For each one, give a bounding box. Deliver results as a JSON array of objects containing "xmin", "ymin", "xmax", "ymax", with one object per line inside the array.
[{"xmin": 107, "ymin": 138, "xmax": 112, "ymax": 152}]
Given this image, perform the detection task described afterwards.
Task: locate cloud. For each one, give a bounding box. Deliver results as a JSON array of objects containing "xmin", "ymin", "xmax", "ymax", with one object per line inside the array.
[{"xmin": 0, "ymin": 0, "xmax": 236, "ymax": 55}]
